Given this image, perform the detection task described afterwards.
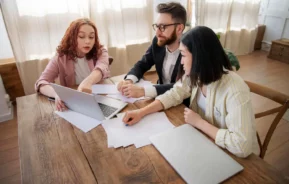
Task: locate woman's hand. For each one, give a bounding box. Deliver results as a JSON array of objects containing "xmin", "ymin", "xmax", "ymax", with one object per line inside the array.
[
  {"xmin": 184, "ymin": 107, "xmax": 203, "ymax": 127},
  {"xmin": 184, "ymin": 107, "xmax": 218, "ymax": 140},
  {"xmin": 78, "ymin": 81, "xmax": 92, "ymax": 93},
  {"xmin": 122, "ymin": 109, "xmax": 144, "ymax": 126},
  {"xmin": 55, "ymin": 95, "xmax": 67, "ymax": 111}
]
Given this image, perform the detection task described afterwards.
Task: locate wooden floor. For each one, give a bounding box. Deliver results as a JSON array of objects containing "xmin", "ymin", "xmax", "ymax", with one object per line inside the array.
[
  {"xmin": 0, "ymin": 106, "xmax": 20, "ymax": 184},
  {"xmin": 0, "ymin": 50, "xmax": 288, "ymax": 183}
]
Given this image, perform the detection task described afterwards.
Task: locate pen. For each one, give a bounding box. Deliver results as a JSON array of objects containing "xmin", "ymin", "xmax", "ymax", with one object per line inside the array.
[
  {"xmin": 125, "ymin": 118, "xmax": 132, "ymax": 126},
  {"xmin": 48, "ymin": 97, "xmax": 55, "ymax": 102}
]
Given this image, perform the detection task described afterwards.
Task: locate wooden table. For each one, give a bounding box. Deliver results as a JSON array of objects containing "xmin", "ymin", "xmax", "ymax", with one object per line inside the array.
[{"xmin": 17, "ymin": 74, "xmax": 288, "ymax": 184}]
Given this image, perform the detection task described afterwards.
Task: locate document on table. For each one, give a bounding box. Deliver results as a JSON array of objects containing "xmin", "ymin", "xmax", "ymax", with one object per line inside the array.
[
  {"xmin": 106, "ymin": 94, "xmax": 146, "ymax": 103},
  {"xmin": 102, "ymin": 112, "xmax": 175, "ymax": 148},
  {"xmin": 106, "ymin": 79, "xmax": 153, "ymax": 103},
  {"xmin": 91, "ymin": 84, "xmax": 119, "ymax": 94},
  {"xmin": 92, "ymin": 79, "xmax": 153, "ymax": 95},
  {"xmin": 113, "ymin": 79, "xmax": 153, "ymax": 87},
  {"xmin": 55, "ymin": 110, "xmax": 102, "ymax": 133}
]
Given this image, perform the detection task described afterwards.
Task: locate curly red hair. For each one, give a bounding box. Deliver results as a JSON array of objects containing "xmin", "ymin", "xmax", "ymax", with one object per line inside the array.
[{"xmin": 57, "ymin": 18, "xmax": 102, "ymax": 61}]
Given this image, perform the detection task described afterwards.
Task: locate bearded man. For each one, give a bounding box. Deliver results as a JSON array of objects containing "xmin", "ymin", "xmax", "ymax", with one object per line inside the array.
[{"xmin": 117, "ymin": 2, "xmax": 187, "ymax": 99}]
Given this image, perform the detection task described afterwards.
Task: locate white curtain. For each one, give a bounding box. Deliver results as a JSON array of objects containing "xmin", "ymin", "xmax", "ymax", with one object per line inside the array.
[
  {"xmin": 193, "ymin": 0, "xmax": 261, "ymax": 55},
  {"xmin": 90, "ymin": 0, "xmax": 153, "ymax": 77},
  {"xmin": 0, "ymin": 0, "xmax": 153, "ymax": 94}
]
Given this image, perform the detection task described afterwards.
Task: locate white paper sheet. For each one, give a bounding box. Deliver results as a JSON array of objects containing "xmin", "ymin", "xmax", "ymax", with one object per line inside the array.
[
  {"xmin": 55, "ymin": 110, "xmax": 102, "ymax": 133},
  {"xmin": 102, "ymin": 112, "xmax": 175, "ymax": 148},
  {"xmin": 107, "ymin": 94, "xmax": 145, "ymax": 103},
  {"xmin": 116, "ymin": 112, "xmax": 125, "ymax": 119},
  {"xmin": 91, "ymin": 84, "xmax": 119, "ymax": 94},
  {"xmin": 114, "ymin": 79, "xmax": 153, "ymax": 87},
  {"xmin": 101, "ymin": 121, "xmax": 114, "ymax": 147},
  {"xmin": 92, "ymin": 79, "xmax": 153, "ymax": 103},
  {"xmin": 134, "ymin": 138, "xmax": 152, "ymax": 148},
  {"xmin": 92, "ymin": 79, "xmax": 153, "ymax": 96},
  {"xmin": 109, "ymin": 79, "xmax": 152, "ymax": 103}
]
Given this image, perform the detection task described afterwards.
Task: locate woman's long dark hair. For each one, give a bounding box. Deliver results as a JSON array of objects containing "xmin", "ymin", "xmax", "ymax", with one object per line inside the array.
[{"xmin": 177, "ymin": 26, "xmax": 232, "ymax": 87}]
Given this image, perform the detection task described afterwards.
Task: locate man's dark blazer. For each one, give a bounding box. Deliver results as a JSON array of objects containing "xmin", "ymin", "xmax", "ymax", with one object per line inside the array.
[{"xmin": 125, "ymin": 36, "xmax": 181, "ymax": 95}]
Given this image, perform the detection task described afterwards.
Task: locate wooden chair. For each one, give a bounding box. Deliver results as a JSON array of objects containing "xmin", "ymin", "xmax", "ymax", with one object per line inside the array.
[
  {"xmin": 245, "ymin": 81, "xmax": 289, "ymax": 158},
  {"xmin": 109, "ymin": 56, "xmax": 113, "ymax": 65}
]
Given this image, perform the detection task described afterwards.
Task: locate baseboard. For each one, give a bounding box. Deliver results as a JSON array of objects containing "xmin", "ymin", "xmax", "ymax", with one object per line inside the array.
[{"xmin": 0, "ymin": 105, "xmax": 13, "ymax": 123}]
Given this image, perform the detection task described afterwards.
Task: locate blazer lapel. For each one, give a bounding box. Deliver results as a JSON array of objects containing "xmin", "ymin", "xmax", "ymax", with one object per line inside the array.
[
  {"xmin": 155, "ymin": 48, "xmax": 166, "ymax": 84},
  {"xmin": 171, "ymin": 53, "xmax": 181, "ymax": 83},
  {"xmin": 64, "ymin": 58, "xmax": 76, "ymax": 87}
]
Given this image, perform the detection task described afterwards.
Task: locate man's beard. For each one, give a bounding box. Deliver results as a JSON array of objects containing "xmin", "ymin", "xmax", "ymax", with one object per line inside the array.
[{"xmin": 157, "ymin": 28, "xmax": 177, "ymax": 47}]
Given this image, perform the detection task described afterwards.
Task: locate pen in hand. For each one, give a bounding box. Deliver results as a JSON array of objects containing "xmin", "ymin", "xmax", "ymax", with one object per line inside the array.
[
  {"xmin": 48, "ymin": 97, "xmax": 55, "ymax": 102},
  {"xmin": 125, "ymin": 118, "xmax": 132, "ymax": 126}
]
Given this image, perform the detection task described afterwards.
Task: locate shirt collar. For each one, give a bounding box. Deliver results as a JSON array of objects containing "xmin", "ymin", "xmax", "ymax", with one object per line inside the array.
[{"xmin": 165, "ymin": 46, "xmax": 180, "ymax": 55}]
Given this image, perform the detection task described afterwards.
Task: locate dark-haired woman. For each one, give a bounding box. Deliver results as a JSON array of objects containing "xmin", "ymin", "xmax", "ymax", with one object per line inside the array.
[{"xmin": 123, "ymin": 26, "xmax": 259, "ymax": 158}]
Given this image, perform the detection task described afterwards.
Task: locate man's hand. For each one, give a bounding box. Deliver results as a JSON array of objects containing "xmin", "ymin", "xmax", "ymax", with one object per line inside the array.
[
  {"xmin": 117, "ymin": 80, "xmax": 133, "ymax": 93},
  {"xmin": 122, "ymin": 84, "xmax": 145, "ymax": 98}
]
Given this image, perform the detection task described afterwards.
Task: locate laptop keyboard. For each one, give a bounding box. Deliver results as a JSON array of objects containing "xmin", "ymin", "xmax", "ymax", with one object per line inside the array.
[{"xmin": 98, "ymin": 103, "xmax": 118, "ymax": 118}]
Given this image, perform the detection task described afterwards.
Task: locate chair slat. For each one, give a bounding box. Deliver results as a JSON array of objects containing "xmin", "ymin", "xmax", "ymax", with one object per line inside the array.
[
  {"xmin": 255, "ymin": 106, "xmax": 283, "ymax": 118},
  {"xmin": 245, "ymin": 81, "xmax": 289, "ymax": 159}
]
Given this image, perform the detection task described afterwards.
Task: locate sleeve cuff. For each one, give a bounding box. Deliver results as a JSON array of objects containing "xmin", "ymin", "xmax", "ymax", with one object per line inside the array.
[
  {"xmin": 95, "ymin": 66, "xmax": 110, "ymax": 79},
  {"xmin": 155, "ymin": 94, "xmax": 171, "ymax": 110},
  {"xmin": 126, "ymin": 75, "xmax": 138, "ymax": 83},
  {"xmin": 144, "ymin": 86, "xmax": 157, "ymax": 98},
  {"xmin": 215, "ymin": 129, "xmax": 227, "ymax": 148},
  {"xmin": 35, "ymin": 80, "xmax": 50, "ymax": 92}
]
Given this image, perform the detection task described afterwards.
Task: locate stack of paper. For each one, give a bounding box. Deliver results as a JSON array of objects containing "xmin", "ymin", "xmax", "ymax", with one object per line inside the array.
[
  {"xmin": 106, "ymin": 94, "xmax": 145, "ymax": 103},
  {"xmin": 91, "ymin": 84, "xmax": 119, "ymax": 94},
  {"xmin": 102, "ymin": 112, "xmax": 175, "ymax": 148},
  {"xmin": 92, "ymin": 79, "xmax": 154, "ymax": 103},
  {"xmin": 108, "ymin": 79, "xmax": 153, "ymax": 103}
]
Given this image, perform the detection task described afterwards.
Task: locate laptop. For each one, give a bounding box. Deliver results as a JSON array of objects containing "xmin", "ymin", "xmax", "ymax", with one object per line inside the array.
[
  {"xmin": 50, "ymin": 83, "xmax": 127, "ymax": 120},
  {"xmin": 149, "ymin": 124, "xmax": 243, "ymax": 184}
]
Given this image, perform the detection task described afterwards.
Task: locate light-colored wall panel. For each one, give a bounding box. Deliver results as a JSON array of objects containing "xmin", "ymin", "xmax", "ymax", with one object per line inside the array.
[
  {"xmin": 282, "ymin": 19, "xmax": 289, "ymax": 38},
  {"xmin": 0, "ymin": 9, "xmax": 14, "ymax": 59},
  {"xmin": 267, "ymin": 0, "xmax": 287, "ymax": 12},
  {"xmin": 258, "ymin": 0, "xmax": 289, "ymax": 48},
  {"xmin": 263, "ymin": 16, "xmax": 283, "ymax": 42}
]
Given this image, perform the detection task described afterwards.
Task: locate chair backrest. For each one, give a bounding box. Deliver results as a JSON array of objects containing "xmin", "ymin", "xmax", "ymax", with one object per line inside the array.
[
  {"xmin": 109, "ymin": 56, "xmax": 113, "ymax": 65},
  {"xmin": 245, "ymin": 81, "xmax": 289, "ymax": 158}
]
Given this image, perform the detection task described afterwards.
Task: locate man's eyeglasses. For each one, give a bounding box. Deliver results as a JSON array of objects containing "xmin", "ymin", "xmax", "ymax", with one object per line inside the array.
[{"xmin": 152, "ymin": 23, "xmax": 181, "ymax": 32}]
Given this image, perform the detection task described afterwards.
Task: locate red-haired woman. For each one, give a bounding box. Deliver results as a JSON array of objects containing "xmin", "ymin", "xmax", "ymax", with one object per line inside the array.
[{"xmin": 35, "ymin": 18, "xmax": 110, "ymax": 111}]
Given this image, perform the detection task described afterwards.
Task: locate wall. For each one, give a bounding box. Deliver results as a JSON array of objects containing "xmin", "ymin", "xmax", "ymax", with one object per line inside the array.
[
  {"xmin": 108, "ymin": 42, "xmax": 151, "ymax": 76},
  {"xmin": 258, "ymin": 0, "xmax": 289, "ymax": 51},
  {"xmin": 0, "ymin": 9, "xmax": 24, "ymax": 101},
  {"xmin": 0, "ymin": 8, "xmax": 13, "ymax": 59}
]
